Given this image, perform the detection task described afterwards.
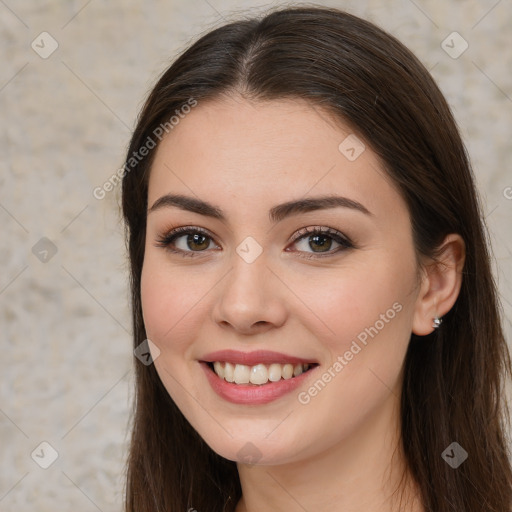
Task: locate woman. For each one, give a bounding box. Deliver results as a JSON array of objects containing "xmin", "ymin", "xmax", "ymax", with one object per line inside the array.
[{"xmin": 121, "ymin": 6, "xmax": 512, "ymax": 511}]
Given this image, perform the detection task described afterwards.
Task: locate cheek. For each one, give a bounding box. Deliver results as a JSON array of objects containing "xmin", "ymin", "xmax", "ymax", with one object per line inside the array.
[
  {"xmin": 140, "ymin": 254, "xmax": 190, "ymax": 347},
  {"xmin": 141, "ymin": 258, "xmax": 168, "ymax": 342},
  {"xmin": 287, "ymin": 257, "xmax": 415, "ymax": 353},
  {"xmin": 140, "ymin": 251, "xmax": 218, "ymax": 354},
  {"xmin": 287, "ymin": 269, "xmax": 415, "ymax": 453},
  {"xmin": 140, "ymin": 253, "xmax": 218, "ymax": 427}
]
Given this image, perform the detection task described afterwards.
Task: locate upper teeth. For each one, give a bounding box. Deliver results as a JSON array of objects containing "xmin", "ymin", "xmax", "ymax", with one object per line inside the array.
[{"xmin": 212, "ymin": 362, "xmax": 311, "ymax": 385}]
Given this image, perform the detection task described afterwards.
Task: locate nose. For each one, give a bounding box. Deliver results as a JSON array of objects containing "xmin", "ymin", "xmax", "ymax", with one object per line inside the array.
[{"xmin": 212, "ymin": 250, "xmax": 287, "ymax": 336}]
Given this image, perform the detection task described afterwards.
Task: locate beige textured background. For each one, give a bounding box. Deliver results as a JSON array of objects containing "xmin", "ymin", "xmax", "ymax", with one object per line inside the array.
[{"xmin": 1, "ymin": 0, "xmax": 511, "ymax": 510}]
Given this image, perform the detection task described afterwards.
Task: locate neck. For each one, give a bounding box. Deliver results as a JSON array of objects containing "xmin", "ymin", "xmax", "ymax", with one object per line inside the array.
[{"xmin": 235, "ymin": 390, "xmax": 424, "ymax": 512}]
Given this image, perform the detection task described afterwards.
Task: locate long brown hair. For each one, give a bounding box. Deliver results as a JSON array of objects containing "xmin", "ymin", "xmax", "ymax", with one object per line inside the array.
[{"xmin": 121, "ymin": 6, "xmax": 512, "ymax": 511}]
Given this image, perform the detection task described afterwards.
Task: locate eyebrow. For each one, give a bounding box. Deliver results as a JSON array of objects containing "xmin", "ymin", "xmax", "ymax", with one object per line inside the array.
[{"xmin": 147, "ymin": 193, "xmax": 373, "ymax": 223}]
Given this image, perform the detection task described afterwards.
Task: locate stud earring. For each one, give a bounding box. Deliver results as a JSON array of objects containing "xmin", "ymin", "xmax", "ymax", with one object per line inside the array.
[{"xmin": 432, "ymin": 315, "xmax": 443, "ymax": 328}]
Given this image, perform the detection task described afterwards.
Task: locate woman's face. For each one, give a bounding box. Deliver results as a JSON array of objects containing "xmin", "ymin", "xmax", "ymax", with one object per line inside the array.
[{"xmin": 141, "ymin": 96, "xmax": 424, "ymax": 465}]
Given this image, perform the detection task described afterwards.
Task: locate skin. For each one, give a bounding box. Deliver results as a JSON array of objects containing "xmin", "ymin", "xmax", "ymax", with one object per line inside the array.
[{"xmin": 140, "ymin": 95, "xmax": 465, "ymax": 512}]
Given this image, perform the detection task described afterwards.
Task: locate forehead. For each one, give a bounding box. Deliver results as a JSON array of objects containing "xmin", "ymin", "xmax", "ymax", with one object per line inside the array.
[{"xmin": 147, "ymin": 96, "xmax": 405, "ymax": 222}]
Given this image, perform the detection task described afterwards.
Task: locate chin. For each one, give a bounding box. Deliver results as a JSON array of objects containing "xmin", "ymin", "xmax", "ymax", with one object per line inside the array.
[{"xmin": 195, "ymin": 428, "xmax": 306, "ymax": 467}]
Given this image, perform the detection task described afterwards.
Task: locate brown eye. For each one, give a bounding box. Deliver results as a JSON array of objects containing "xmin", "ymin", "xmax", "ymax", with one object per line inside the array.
[
  {"xmin": 184, "ymin": 233, "xmax": 210, "ymax": 251},
  {"xmin": 289, "ymin": 226, "xmax": 353, "ymax": 258},
  {"xmin": 155, "ymin": 225, "xmax": 353, "ymax": 259},
  {"xmin": 307, "ymin": 233, "xmax": 334, "ymax": 252},
  {"xmin": 155, "ymin": 227, "xmax": 218, "ymax": 256}
]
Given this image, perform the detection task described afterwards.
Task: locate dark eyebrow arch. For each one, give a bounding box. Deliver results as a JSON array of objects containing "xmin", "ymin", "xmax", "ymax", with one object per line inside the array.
[{"xmin": 147, "ymin": 193, "xmax": 372, "ymax": 222}]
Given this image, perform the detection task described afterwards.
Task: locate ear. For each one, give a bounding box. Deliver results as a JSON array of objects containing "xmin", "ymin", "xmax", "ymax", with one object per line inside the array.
[{"xmin": 412, "ymin": 233, "xmax": 466, "ymax": 336}]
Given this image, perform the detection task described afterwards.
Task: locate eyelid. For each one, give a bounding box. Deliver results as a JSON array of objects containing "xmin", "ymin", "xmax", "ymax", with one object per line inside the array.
[
  {"xmin": 154, "ymin": 225, "xmax": 219, "ymax": 250},
  {"xmin": 286, "ymin": 225, "xmax": 354, "ymax": 259},
  {"xmin": 155, "ymin": 225, "xmax": 354, "ymax": 258},
  {"xmin": 289, "ymin": 225, "xmax": 352, "ymax": 245}
]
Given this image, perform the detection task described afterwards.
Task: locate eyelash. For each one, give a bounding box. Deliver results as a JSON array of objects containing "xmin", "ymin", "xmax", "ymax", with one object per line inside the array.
[{"xmin": 155, "ymin": 225, "xmax": 354, "ymax": 260}]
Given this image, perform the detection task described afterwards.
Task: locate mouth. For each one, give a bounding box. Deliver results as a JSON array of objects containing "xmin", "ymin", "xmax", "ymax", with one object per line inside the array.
[
  {"xmin": 199, "ymin": 350, "xmax": 320, "ymax": 404},
  {"xmin": 204, "ymin": 361, "xmax": 319, "ymax": 386}
]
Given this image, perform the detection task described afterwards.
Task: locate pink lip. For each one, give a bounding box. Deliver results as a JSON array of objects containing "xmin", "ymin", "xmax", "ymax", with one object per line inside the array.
[
  {"xmin": 200, "ymin": 349, "xmax": 317, "ymax": 366},
  {"xmin": 200, "ymin": 361, "xmax": 319, "ymax": 405}
]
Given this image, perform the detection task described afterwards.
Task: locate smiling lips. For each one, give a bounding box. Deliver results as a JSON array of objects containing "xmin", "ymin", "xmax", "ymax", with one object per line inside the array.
[{"xmin": 200, "ymin": 349, "xmax": 318, "ymax": 403}]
